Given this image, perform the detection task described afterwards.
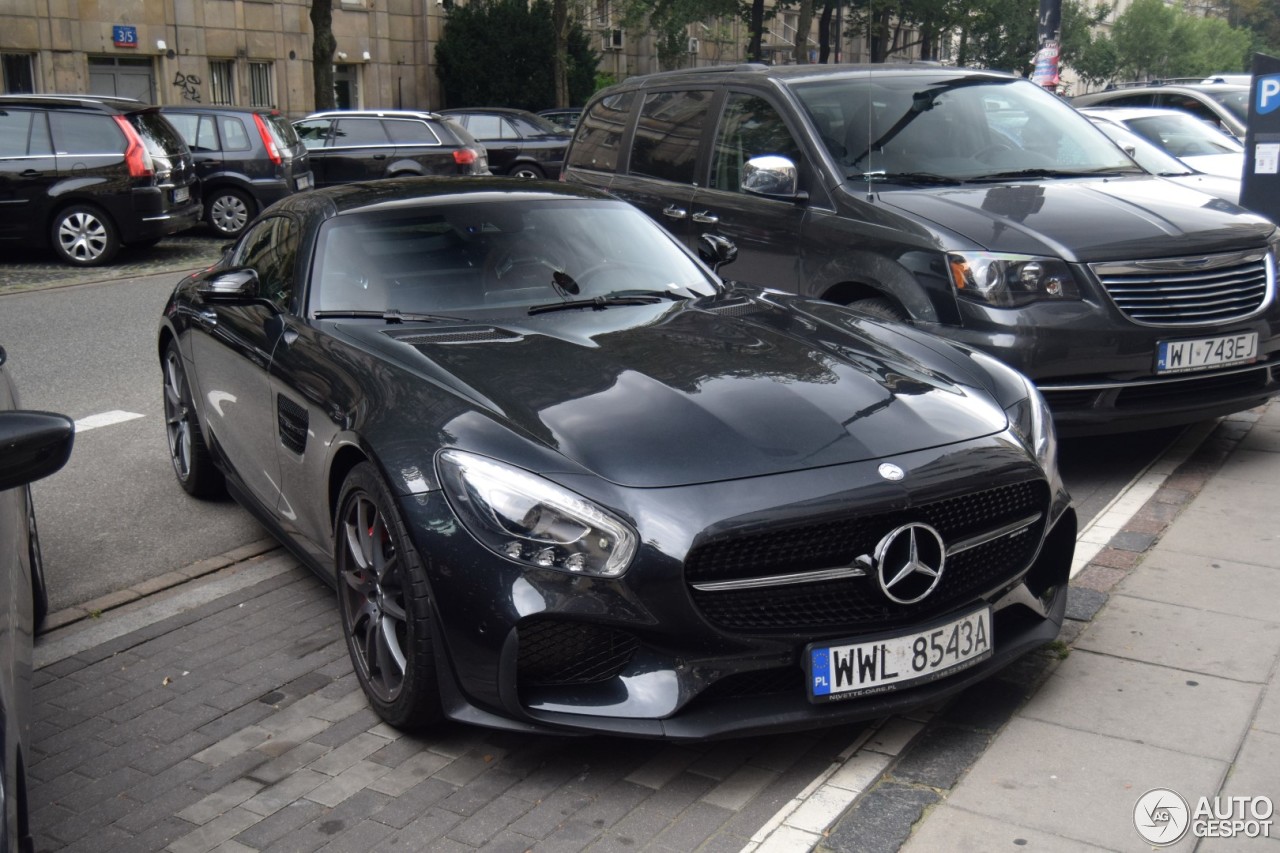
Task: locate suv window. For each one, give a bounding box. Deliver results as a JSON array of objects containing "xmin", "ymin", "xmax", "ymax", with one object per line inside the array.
[
  {"xmin": 166, "ymin": 113, "xmax": 221, "ymax": 152},
  {"xmin": 334, "ymin": 118, "xmax": 389, "ymax": 146},
  {"xmin": 710, "ymin": 93, "xmax": 801, "ymax": 192},
  {"xmin": 630, "ymin": 90, "xmax": 712, "ymax": 184},
  {"xmin": 0, "ymin": 109, "xmax": 51, "ymax": 157},
  {"xmin": 384, "ymin": 119, "xmax": 440, "ymax": 145},
  {"xmin": 466, "ymin": 115, "xmax": 508, "ymax": 139},
  {"xmin": 49, "ymin": 112, "xmax": 122, "ymax": 154},
  {"xmin": 567, "ymin": 92, "xmax": 634, "ymax": 173}
]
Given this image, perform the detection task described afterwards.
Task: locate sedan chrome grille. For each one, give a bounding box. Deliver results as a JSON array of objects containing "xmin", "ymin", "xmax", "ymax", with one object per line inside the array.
[{"xmin": 1090, "ymin": 249, "xmax": 1272, "ymax": 327}]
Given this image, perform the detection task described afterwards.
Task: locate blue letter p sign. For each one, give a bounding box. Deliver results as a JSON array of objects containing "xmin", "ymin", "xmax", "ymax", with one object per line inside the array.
[{"xmin": 1260, "ymin": 74, "xmax": 1280, "ymax": 115}]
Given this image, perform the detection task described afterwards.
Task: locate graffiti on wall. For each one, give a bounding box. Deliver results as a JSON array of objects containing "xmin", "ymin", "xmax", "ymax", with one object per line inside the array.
[{"xmin": 173, "ymin": 72, "xmax": 202, "ymax": 102}]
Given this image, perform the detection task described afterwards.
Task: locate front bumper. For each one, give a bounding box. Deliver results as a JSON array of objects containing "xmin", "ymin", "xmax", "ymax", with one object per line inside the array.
[{"xmin": 398, "ymin": 434, "xmax": 1076, "ymax": 739}]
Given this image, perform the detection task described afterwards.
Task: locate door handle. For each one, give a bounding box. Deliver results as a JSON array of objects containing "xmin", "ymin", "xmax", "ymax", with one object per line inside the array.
[
  {"xmin": 372, "ymin": 154, "xmax": 386, "ymax": 160},
  {"xmin": 692, "ymin": 211, "xmax": 719, "ymax": 225},
  {"xmin": 20, "ymin": 169, "xmax": 43, "ymax": 177},
  {"xmin": 662, "ymin": 205, "xmax": 688, "ymax": 220}
]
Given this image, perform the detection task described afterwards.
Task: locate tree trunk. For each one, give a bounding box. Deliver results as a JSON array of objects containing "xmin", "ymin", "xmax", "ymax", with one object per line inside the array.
[
  {"xmin": 552, "ymin": 0, "xmax": 569, "ymax": 108},
  {"xmin": 794, "ymin": 0, "xmax": 815, "ymax": 64},
  {"xmin": 310, "ymin": 0, "xmax": 336, "ymax": 111},
  {"xmin": 747, "ymin": 0, "xmax": 765, "ymax": 62},
  {"xmin": 818, "ymin": 0, "xmax": 834, "ymax": 63}
]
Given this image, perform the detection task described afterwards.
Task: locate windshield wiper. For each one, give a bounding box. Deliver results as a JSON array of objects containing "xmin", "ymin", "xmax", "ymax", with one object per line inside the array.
[
  {"xmin": 312, "ymin": 309, "xmax": 468, "ymax": 323},
  {"xmin": 969, "ymin": 167, "xmax": 1144, "ymax": 182},
  {"xmin": 855, "ymin": 171, "xmax": 963, "ymax": 185},
  {"xmin": 527, "ymin": 290, "xmax": 687, "ymax": 316}
]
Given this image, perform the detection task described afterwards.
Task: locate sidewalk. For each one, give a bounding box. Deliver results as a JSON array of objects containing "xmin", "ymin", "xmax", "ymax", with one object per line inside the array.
[{"xmin": 810, "ymin": 403, "xmax": 1280, "ymax": 852}]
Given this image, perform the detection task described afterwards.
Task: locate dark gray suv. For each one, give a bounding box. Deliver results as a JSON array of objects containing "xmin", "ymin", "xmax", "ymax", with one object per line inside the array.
[
  {"xmin": 0, "ymin": 94, "xmax": 202, "ymax": 265},
  {"xmin": 563, "ymin": 64, "xmax": 1280, "ymax": 435}
]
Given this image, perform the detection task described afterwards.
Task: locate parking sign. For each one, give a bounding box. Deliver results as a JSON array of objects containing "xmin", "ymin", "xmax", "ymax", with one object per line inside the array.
[{"xmin": 1240, "ymin": 54, "xmax": 1280, "ymax": 224}]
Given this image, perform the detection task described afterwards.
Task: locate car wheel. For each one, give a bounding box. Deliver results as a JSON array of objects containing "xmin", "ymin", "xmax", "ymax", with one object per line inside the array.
[
  {"xmin": 162, "ymin": 341, "xmax": 224, "ymax": 498},
  {"xmin": 206, "ymin": 188, "xmax": 254, "ymax": 238},
  {"xmin": 509, "ymin": 164, "xmax": 544, "ymax": 180},
  {"xmin": 336, "ymin": 462, "xmax": 443, "ymax": 730},
  {"xmin": 847, "ymin": 296, "xmax": 910, "ymax": 323},
  {"xmin": 50, "ymin": 204, "xmax": 120, "ymax": 266},
  {"xmin": 26, "ymin": 487, "xmax": 48, "ymax": 631}
]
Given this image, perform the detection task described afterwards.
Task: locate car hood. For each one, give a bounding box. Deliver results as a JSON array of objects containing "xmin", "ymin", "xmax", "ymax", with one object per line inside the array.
[
  {"xmin": 1179, "ymin": 152, "xmax": 1244, "ymax": 179},
  {"xmin": 356, "ymin": 297, "xmax": 1010, "ymax": 488},
  {"xmin": 874, "ymin": 176, "xmax": 1272, "ymax": 261},
  {"xmin": 1164, "ymin": 173, "xmax": 1240, "ymax": 205}
]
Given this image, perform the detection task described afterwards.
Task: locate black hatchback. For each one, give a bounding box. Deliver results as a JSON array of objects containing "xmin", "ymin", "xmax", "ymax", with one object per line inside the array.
[
  {"xmin": 160, "ymin": 105, "xmax": 313, "ymax": 237},
  {"xmin": 440, "ymin": 107, "xmax": 571, "ymax": 179},
  {"xmin": 294, "ymin": 110, "xmax": 488, "ymax": 188},
  {"xmin": 0, "ymin": 94, "xmax": 202, "ymax": 265}
]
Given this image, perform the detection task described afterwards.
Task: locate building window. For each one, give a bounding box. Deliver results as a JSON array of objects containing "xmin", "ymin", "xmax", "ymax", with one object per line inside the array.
[
  {"xmin": 1, "ymin": 54, "xmax": 35, "ymax": 93},
  {"xmin": 249, "ymin": 62, "xmax": 273, "ymax": 108},
  {"xmin": 209, "ymin": 60, "xmax": 234, "ymax": 105}
]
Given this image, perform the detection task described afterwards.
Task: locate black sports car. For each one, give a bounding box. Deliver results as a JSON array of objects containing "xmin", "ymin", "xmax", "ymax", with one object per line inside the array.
[
  {"xmin": 0, "ymin": 345, "xmax": 73, "ymax": 849},
  {"xmin": 158, "ymin": 178, "xmax": 1076, "ymax": 739}
]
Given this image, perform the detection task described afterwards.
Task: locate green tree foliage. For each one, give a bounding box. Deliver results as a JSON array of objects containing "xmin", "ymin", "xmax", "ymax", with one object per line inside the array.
[
  {"xmin": 1107, "ymin": 0, "xmax": 1252, "ymax": 80},
  {"xmin": 615, "ymin": 0, "xmax": 740, "ymax": 70},
  {"xmin": 435, "ymin": 0, "xmax": 597, "ymax": 109}
]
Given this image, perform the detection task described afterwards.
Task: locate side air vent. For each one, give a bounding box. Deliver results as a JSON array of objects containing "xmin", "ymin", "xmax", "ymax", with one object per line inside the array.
[{"xmin": 277, "ymin": 394, "xmax": 308, "ymax": 455}]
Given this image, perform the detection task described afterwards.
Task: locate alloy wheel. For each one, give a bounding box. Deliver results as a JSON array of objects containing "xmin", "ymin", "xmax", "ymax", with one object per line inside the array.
[
  {"xmin": 56, "ymin": 210, "xmax": 110, "ymax": 263},
  {"xmin": 339, "ymin": 493, "xmax": 410, "ymax": 703},
  {"xmin": 163, "ymin": 350, "xmax": 194, "ymax": 482},
  {"xmin": 209, "ymin": 192, "xmax": 250, "ymax": 236}
]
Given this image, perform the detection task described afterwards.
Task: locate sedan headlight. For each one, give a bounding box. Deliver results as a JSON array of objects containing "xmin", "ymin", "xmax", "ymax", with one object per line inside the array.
[
  {"xmin": 948, "ymin": 252, "xmax": 1080, "ymax": 307},
  {"xmin": 1004, "ymin": 377, "xmax": 1057, "ymax": 472},
  {"xmin": 437, "ymin": 450, "xmax": 637, "ymax": 578}
]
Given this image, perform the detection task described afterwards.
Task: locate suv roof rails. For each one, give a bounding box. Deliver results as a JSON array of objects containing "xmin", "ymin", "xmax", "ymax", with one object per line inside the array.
[{"xmin": 624, "ymin": 62, "xmax": 768, "ymax": 83}]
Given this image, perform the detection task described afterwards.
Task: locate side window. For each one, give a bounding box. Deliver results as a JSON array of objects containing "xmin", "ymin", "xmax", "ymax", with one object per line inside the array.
[
  {"xmin": 1156, "ymin": 94, "xmax": 1218, "ymax": 126},
  {"xmin": 0, "ymin": 109, "xmax": 35, "ymax": 157},
  {"xmin": 710, "ymin": 93, "xmax": 802, "ymax": 192},
  {"xmin": 567, "ymin": 92, "xmax": 635, "ymax": 172},
  {"xmin": 333, "ymin": 118, "xmax": 390, "ymax": 146},
  {"xmin": 196, "ymin": 115, "xmax": 219, "ymax": 151},
  {"xmin": 218, "ymin": 116, "xmax": 251, "ymax": 151},
  {"xmin": 49, "ymin": 112, "xmax": 124, "ymax": 154},
  {"xmin": 384, "ymin": 119, "xmax": 440, "ymax": 145},
  {"xmin": 465, "ymin": 114, "xmax": 504, "ymax": 140},
  {"xmin": 1102, "ymin": 93, "xmax": 1154, "ymax": 108},
  {"xmin": 630, "ymin": 90, "xmax": 712, "ymax": 185},
  {"xmin": 233, "ymin": 216, "xmax": 300, "ymax": 308},
  {"xmin": 295, "ymin": 119, "xmax": 332, "ymax": 148},
  {"xmin": 164, "ymin": 113, "xmax": 199, "ymax": 147}
]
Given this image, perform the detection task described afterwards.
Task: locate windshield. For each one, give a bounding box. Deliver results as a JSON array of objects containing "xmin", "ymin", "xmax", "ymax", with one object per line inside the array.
[
  {"xmin": 310, "ymin": 198, "xmax": 720, "ymax": 316},
  {"xmin": 1090, "ymin": 121, "xmax": 1190, "ymax": 175},
  {"xmin": 792, "ymin": 74, "xmax": 1136, "ymax": 181},
  {"xmin": 1122, "ymin": 111, "xmax": 1242, "ymax": 157},
  {"xmin": 131, "ymin": 111, "xmax": 188, "ymax": 158}
]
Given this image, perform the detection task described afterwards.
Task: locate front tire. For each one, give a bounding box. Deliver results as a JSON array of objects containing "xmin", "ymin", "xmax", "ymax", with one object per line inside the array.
[
  {"xmin": 336, "ymin": 462, "xmax": 443, "ymax": 730},
  {"xmin": 509, "ymin": 163, "xmax": 544, "ymax": 180},
  {"xmin": 205, "ymin": 188, "xmax": 255, "ymax": 237},
  {"xmin": 51, "ymin": 204, "xmax": 120, "ymax": 266},
  {"xmin": 162, "ymin": 341, "xmax": 224, "ymax": 498},
  {"xmin": 847, "ymin": 296, "xmax": 910, "ymax": 323}
]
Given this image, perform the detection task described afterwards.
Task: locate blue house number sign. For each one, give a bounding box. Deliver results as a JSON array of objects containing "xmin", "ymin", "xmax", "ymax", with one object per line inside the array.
[{"xmin": 112, "ymin": 25, "xmax": 138, "ymax": 48}]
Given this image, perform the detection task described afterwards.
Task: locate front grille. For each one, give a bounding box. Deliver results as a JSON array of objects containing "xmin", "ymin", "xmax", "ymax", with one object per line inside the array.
[
  {"xmin": 1115, "ymin": 365, "xmax": 1271, "ymax": 408},
  {"xmin": 694, "ymin": 668, "xmax": 804, "ymax": 702},
  {"xmin": 686, "ymin": 480, "xmax": 1048, "ymax": 634},
  {"xmin": 1091, "ymin": 249, "xmax": 1272, "ymax": 326},
  {"xmin": 516, "ymin": 620, "xmax": 639, "ymax": 687}
]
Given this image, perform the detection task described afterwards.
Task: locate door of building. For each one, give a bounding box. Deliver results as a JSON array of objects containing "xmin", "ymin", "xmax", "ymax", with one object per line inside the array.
[{"xmin": 88, "ymin": 57, "xmax": 155, "ymax": 102}]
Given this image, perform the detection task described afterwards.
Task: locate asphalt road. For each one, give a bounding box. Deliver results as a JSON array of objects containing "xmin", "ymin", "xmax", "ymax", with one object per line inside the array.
[{"xmin": 0, "ymin": 248, "xmax": 1182, "ymax": 612}]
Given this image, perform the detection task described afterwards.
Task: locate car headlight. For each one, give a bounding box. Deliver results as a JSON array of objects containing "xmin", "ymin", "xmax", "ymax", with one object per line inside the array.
[
  {"xmin": 948, "ymin": 252, "xmax": 1080, "ymax": 307},
  {"xmin": 437, "ymin": 450, "xmax": 637, "ymax": 578},
  {"xmin": 1004, "ymin": 377, "xmax": 1057, "ymax": 472}
]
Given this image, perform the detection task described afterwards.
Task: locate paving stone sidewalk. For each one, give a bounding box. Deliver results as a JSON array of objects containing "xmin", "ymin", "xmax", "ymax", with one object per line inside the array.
[{"xmin": 0, "ymin": 232, "xmax": 225, "ymax": 294}]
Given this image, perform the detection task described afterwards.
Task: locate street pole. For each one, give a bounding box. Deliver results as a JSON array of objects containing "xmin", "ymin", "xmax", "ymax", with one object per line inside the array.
[{"xmin": 1032, "ymin": 0, "xmax": 1062, "ymax": 91}]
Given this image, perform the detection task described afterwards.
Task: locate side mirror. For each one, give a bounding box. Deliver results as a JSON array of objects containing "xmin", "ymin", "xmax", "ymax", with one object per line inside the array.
[
  {"xmin": 743, "ymin": 155, "xmax": 803, "ymax": 199},
  {"xmin": 197, "ymin": 268, "xmax": 261, "ymax": 303},
  {"xmin": 698, "ymin": 234, "xmax": 738, "ymax": 271},
  {"xmin": 0, "ymin": 411, "xmax": 74, "ymax": 492}
]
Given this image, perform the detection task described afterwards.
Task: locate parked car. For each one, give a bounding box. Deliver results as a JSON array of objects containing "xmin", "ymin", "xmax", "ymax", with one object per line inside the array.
[
  {"xmin": 0, "ymin": 94, "xmax": 202, "ymax": 266},
  {"xmin": 159, "ymin": 105, "xmax": 313, "ymax": 237},
  {"xmin": 1088, "ymin": 116, "xmax": 1242, "ymax": 205},
  {"xmin": 293, "ymin": 110, "xmax": 488, "ymax": 188},
  {"xmin": 157, "ymin": 177, "xmax": 1076, "ymax": 739},
  {"xmin": 0, "ymin": 344, "xmax": 74, "ymax": 851},
  {"xmin": 563, "ymin": 64, "xmax": 1280, "ymax": 435},
  {"xmin": 439, "ymin": 107, "xmax": 571, "ymax": 179},
  {"xmin": 1071, "ymin": 80, "xmax": 1250, "ymax": 140},
  {"xmin": 1078, "ymin": 106, "xmax": 1243, "ymax": 179},
  {"xmin": 537, "ymin": 107, "xmax": 583, "ymax": 132}
]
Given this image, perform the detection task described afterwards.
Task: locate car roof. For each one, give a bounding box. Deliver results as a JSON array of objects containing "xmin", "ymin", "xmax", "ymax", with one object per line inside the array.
[
  {"xmin": 439, "ymin": 107, "xmax": 541, "ymax": 117},
  {"xmin": 159, "ymin": 104, "xmax": 282, "ymax": 115},
  {"xmin": 302, "ymin": 109, "xmax": 445, "ymax": 121},
  {"xmin": 272, "ymin": 175, "xmax": 618, "ymax": 219},
  {"xmin": 599, "ymin": 62, "xmax": 1016, "ymax": 93},
  {"xmin": 0, "ymin": 93, "xmax": 155, "ymax": 112}
]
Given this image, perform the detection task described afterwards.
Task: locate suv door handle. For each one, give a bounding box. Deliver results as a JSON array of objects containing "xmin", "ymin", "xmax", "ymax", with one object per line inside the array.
[
  {"xmin": 662, "ymin": 205, "xmax": 688, "ymax": 220},
  {"xmin": 372, "ymin": 154, "xmax": 386, "ymax": 160},
  {"xmin": 692, "ymin": 211, "xmax": 719, "ymax": 225},
  {"xmin": 20, "ymin": 169, "xmax": 43, "ymax": 177}
]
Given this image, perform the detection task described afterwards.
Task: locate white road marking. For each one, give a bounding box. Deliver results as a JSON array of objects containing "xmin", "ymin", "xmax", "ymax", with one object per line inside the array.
[{"xmin": 74, "ymin": 410, "xmax": 145, "ymax": 433}]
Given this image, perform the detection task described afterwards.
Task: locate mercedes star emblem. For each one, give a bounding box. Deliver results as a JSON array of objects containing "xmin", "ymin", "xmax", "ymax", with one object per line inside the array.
[
  {"xmin": 878, "ymin": 462, "xmax": 904, "ymax": 481},
  {"xmin": 874, "ymin": 522, "xmax": 946, "ymax": 604}
]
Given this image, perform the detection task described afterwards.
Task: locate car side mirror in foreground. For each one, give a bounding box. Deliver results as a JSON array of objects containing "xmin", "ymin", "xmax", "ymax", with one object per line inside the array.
[
  {"xmin": 196, "ymin": 268, "xmax": 262, "ymax": 303},
  {"xmin": 743, "ymin": 155, "xmax": 806, "ymax": 200},
  {"xmin": 0, "ymin": 411, "xmax": 74, "ymax": 492},
  {"xmin": 699, "ymin": 234, "xmax": 739, "ymax": 271}
]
